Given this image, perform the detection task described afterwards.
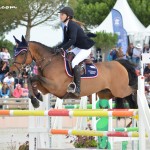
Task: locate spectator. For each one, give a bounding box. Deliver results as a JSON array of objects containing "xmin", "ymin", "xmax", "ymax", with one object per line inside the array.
[
  {"xmin": 0, "ymin": 47, "xmax": 5, "ymax": 60},
  {"xmin": 116, "ymin": 47, "xmax": 125, "ymax": 59},
  {"xmin": 143, "ymin": 44, "xmax": 150, "ymax": 53},
  {"xmin": 21, "ymin": 83, "xmax": 29, "ymax": 98},
  {"xmin": 0, "ymin": 61, "xmax": 9, "ymax": 82},
  {"xmin": 0, "ymin": 82, "xmax": 10, "ymax": 98},
  {"xmin": 26, "ymin": 66, "xmax": 32, "ymax": 76},
  {"xmin": 110, "ymin": 47, "xmax": 117, "ymax": 60},
  {"xmin": 3, "ymin": 72, "xmax": 14, "ymax": 95},
  {"xmin": 14, "ymin": 73, "xmax": 24, "ymax": 88},
  {"xmin": 22, "ymin": 68, "xmax": 29, "ymax": 83},
  {"xmin": 1, "ymin": 48, "xmax": 11, "ymax": 71},
  {"xmin": 126, "ymin": 43, "xmax": 134, "ymax": 62},
  {"xmin": 144, "ymin": 64, "xmax": 150, "ymax": 82},
  {"xmin": 33, "ymin": 65, "xmax": 38, "ymax": 75},
  {"xmin": 132, "ymin": 43, "xmax": 142, "ymax": 67},
  {"xmin": 0, "ymin": 82, "xmax": 2, "ymax": 89},
  {"xmin": 96, "ymin": 48, "xmax": 102, "ymax": 62},
  {"xmin": 13, "ymin": 84, "xmax": 23, "ymax": 98}
]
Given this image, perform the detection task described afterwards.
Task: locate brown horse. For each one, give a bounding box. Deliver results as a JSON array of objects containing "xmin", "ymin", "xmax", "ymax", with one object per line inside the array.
[{"xmin": 10, "ymin": 36, "xmax": 137, "ymax": 108}]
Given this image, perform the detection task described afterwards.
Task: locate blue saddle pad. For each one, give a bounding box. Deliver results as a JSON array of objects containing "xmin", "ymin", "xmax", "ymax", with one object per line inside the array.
[{"xmin": 64, "ymin": 57, "xmax": 98, "ymax": 79}]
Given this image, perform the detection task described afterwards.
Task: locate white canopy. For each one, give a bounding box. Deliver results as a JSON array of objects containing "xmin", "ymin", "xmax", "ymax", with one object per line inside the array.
[
  {"xmin": 145, "ymin": 25, "xmax": 150, "ymax": 36},
  {"xmin": 93, "ymin": 0, "xmax": 145, "ymax": 35}
]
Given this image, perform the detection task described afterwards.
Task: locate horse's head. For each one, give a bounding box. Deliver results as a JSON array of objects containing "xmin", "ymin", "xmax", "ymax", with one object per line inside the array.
[{"xmin": 10, "ymin": 35, "xmax": 33, "ymax": 75}]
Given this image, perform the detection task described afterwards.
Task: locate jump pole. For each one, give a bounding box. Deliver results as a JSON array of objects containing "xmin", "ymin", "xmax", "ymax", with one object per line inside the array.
[
  {"xmin": 114, "ymin": 127, "xmax": 138, "ymax": 132},
  {"xmin": 50, "ymin": 129, "xmax": 148, "ymax": 138},
  {"xmin": 0, "ymin": 109, "xmax": 138, "ymax": 117}
]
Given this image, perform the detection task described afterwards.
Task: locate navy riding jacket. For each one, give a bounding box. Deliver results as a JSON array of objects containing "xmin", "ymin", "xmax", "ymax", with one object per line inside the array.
[{"xmin": 58, "ymin": 20, "xmax": 95, "ymax": 50}]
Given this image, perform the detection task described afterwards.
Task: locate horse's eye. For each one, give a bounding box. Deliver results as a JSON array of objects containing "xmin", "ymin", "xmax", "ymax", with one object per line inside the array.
[{"xmin": 21, "ymin": 52, "xmax": 26, "ymax": 55}]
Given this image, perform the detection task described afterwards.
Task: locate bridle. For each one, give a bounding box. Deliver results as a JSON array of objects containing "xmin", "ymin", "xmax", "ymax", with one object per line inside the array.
[
  {"xmin": 12, "ymin": 44, "xmax": 60, "ymax": 73},
  {"xmin": 13, "ymin": 46, "xmax": 33, "ymax": 73}
]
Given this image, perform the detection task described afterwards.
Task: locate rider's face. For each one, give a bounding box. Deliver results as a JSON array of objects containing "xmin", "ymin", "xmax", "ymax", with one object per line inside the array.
[{"xmin": 60, "ymin": 13, "xmax": 68, "ymax": 22}]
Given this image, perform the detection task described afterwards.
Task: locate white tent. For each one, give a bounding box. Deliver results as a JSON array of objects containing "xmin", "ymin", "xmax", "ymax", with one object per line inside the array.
[
  {"xmin": 93, "ymin": 0, "xmax": 145, "ymax": 35},
  {"xmin": 145, "ymin": 25, "xmax": 150, "ymax": 36},
  {"xmin": 144, "ymin": 25, "xmax": 150, "ymax": 44}
]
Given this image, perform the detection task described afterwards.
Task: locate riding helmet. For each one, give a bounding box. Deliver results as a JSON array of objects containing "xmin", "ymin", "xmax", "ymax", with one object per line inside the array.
[{"xmin": 59, "ymin": 7, "xmax": 74, "ymax": 18}]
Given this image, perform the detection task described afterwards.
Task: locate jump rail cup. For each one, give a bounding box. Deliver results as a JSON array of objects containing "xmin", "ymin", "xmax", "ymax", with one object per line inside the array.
[{"xmin": 0, "ymin": 109, "xmax": 138, "ymax": 117}]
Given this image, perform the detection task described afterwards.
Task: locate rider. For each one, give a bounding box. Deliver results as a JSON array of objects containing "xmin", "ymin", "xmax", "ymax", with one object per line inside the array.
[{"xmin": 56, "ymin": 7, "xmax": 95, "ymax": 96}]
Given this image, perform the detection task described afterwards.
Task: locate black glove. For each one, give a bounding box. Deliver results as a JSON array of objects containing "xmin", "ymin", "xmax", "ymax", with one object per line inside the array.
[{"xmin": 55, "ymin": 48, "xmax": 63, "ymax": 53}]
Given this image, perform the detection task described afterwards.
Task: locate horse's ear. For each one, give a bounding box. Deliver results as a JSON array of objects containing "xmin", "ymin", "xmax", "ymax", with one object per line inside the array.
[
  {"xmin": 21, "ymin": 35, "xmax": 27, "ymax": 43},
  {"xmin": 13, "ymin": 36, "xmax": 20, "ymax": 44}
]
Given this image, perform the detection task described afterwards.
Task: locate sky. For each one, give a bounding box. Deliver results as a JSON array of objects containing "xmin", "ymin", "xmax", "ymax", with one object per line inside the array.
[{"xmin": 4, "ymin": 24, "xmax": 63, "ymax": 47}]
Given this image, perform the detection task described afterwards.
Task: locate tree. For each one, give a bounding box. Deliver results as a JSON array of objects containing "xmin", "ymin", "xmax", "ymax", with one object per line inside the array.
[
  {"xmin": 69, "ymin": 0, "xmax": 150, "ymax": 27},
  {"xmin": 0, "ymin": 0, "xmax": 66, "ymax": 41},
  {"xmin": 92, "ymin": 31, "xmax": 118, "ymax": 61},
  {"xmin": 0, "ymin": 0, "xmax": 20, "ymax": 37},
  {"xmin": 128, "ymin": 0, "xmax": 150, "ymax": 27},
  {"xmin": 93, "ymin": 31, "xmax": 118, "ymax": 52},
  {"xmin": 0, "ymin": 39, "xmax": 14, "ymax": 56},
  {"xmin": 19, "ymin": 0, "xmax": 67, "ymax": 41},
  {"xmin": 69, "ymin": 0, "xmax": 116, "ymax": 27}
]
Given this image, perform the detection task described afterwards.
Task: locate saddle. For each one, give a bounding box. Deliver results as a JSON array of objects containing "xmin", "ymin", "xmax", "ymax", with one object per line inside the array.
[{"xmin": 66, "ymin": 52, "xmax": 93, "ymax": 75}]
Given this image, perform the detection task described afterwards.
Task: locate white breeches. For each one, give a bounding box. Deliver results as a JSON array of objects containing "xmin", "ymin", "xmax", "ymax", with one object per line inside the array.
[{"xmin": 69, "ymin": 47, "xmax": 91, "ymax": 68}]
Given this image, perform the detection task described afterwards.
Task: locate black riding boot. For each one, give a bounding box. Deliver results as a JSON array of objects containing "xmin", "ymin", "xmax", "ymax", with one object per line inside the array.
[{"xmin": 73, "ymin": 65, "xmax": 81, "ymax": 96}]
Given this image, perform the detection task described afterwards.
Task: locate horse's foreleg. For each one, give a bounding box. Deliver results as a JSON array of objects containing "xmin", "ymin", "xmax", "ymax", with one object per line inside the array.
[
  {"xmin": 30, "ymin": 76, "xmax": 43, "ymax": 101},
  {"xmin": 27, "ymin": 77, "xmax": 40, "ymax": 108}
]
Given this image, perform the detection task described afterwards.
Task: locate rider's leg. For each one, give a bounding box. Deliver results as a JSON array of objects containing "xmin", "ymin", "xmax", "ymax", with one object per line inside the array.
[{"xmin": 71, "ymin": 48, "xmax": 91, "ymax": 96}]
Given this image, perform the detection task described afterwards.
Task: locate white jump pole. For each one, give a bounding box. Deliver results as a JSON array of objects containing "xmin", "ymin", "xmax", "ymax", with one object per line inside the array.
[
  {"xmin": 75, "ymin": 96, "xmax": 88, "ymax": 130},
  {"xmin": 51, "ymin": 97, "xmax": 63, "ymax": 149},
  {"xmin": 138, "ymin": 76, "xmax": 150, "ymax": 150},
  {"xmin": 29, "ymin": 94, "xmax": 51, "ymax": 150},
  {"xmin": 92, "ymin": 93, "xmax": 96, "ymax": 130}
]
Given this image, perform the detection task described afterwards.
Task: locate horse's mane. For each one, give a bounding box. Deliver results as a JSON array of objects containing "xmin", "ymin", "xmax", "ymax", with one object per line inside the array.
[{"xmin": 29, "ymin": 41, "xmax": 54, "ymax": 52}]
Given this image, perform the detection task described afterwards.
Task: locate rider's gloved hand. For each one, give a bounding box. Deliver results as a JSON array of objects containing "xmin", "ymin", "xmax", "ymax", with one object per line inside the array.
[{"xmin": 55, "ymin": 48, "xmax": 63, "ymax": 54}]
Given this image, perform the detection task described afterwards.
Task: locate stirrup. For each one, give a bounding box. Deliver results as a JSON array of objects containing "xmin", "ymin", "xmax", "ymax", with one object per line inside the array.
[{"xmin": 67, "ymin": 82, "xmax": 76, "ymax": 93}]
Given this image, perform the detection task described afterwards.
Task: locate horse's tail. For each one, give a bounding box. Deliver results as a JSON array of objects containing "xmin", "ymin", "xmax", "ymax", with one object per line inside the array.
[
  {"xmin": 116, "ymin": 59, "xmax": 137, "ymax": 89},
  {"xmin": 115, "ymin": 59, "xmax": 138, "ymax": 109}
]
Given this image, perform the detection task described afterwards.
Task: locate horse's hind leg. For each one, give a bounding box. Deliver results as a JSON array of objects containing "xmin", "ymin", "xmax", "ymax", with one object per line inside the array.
[
  {"xmin": 124, "ymin": 94, "xmax": 137, "ymax": 109},
  {"xmin": 114, "ymin": 94, "xmax": 138, "ymax": 109},
  {"xmin": 114, "ymin": 97, "xmax": 125, "ymax": 108}
]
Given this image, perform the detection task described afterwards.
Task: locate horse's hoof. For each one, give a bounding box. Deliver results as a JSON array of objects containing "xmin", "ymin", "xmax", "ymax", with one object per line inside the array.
[
  {"xmin": 36, "ymin": 92, "xmax": 43, "ymax": 102},
  {"xmin": 31, "ymin": 96, "xmax": 40, "ymax": 108}
]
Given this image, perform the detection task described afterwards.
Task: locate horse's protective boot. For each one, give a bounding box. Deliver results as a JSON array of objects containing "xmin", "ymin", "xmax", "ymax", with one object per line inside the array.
[{"xmin": 73, "ymin": 65, "xmax": 81, "ymax": 96}]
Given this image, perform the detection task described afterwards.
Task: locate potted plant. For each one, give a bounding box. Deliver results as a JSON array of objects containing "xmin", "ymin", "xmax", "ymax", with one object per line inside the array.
[{"xmin": 67, "ymin": 124, "xmax": 98, "ymax": 148}]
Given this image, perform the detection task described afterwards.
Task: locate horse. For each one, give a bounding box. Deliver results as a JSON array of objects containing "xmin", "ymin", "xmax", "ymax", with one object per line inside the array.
[{"xmin": 10, "ymin": 36, "xmax": 138, "ymax": 109}]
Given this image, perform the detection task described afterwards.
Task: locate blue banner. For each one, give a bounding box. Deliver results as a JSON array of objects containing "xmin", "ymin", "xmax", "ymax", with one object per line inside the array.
[{"xmin": 111, "ymin": 9, "xmax": 128, "ymax": 54}]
